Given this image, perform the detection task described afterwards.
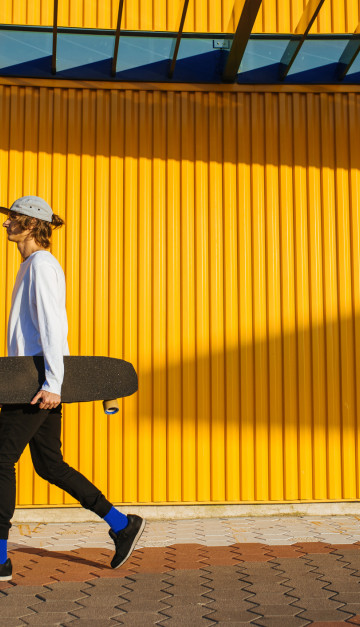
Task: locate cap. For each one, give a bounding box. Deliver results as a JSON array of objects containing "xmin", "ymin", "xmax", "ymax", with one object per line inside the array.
[{"xmin": 0, "ymin": 196, "xmax": 54, "ymax": 223}]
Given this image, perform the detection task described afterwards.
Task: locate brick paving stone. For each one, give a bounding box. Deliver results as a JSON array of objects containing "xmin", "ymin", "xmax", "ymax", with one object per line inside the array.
[
  {"xmin": 108, "ymin": 599, "xmax": 163, "ymax": 613},
  {"xmin": 254, "ymin": 616, "xmax": 310, "ymax": 627},
  {"xmin": 266, "ymin": 546, "xmax": 305, "ymax": 559},
  {"xmin": 298, "ymin": 608, "xmax": 354, "ymax": 622},
  {"xmin": 127, "ymin": 574, "xmax": 166, "ymax": 595},
  {"xmin": 347, "ymin": 606, "xmax": 360, "ymax": 617},
  {"xmin": 203, "ymin": 548, "xmax": 246, "ymax": 568},
  {"xmin": 254, "ymin": 604, "xmax": 305, "ymax": 616},
  {"xmin": 251, "ymin": 592, "xmax": 298, "ymax": 605},
  {"xmin": 118, "ymin": 613, "xmax": 171, "ymax": 626},
  {"xmin": 287, "ymin": 583, "xmax": 334, "ymax": 598},
  {"xmin": 164, "ymin": 593, "xmax": 228, "ymax": 607},
  {"xmin": 296, "ymin": 543, "xmax": 333, "ymax": 554},
  {"xmin": 28, "ymin": 599, "xmax": 83, "ymax": 613},
  {"xmin": 161, "ymin": 583, "xmax": 211, "ymax": 597},
  {"xmin": 297, "ymin": 597, "xmax": 347, "ymax": 611},
  {"xmin": 203, "ymin": 539, "xmax": 235, "ymax": 547},
  {"xmin": 0, "ymin": 603, "xmax": 39, "ymax": 619},
  {"xmin": 120, "ymin": 547, "xmax": 174, "ymax": 575},
  {"xmin": 233, "ymin": 534, "xmax": 269, "ymax": 543},
  {"xmin": 68, "ymin": 606, "xmax": 127, "ymax": 619},
  {"xmin": 129, "ymin": 588, "xmax": 171, "ymax": 600},
  {"xmin": 0, "ymin": 585, "xmax": 48, "ymax": 597},
  {"xmin": 333, "ymin": 593, "xmax": 360, "ymax": 604},
  {"xmin": 200, "ymin": 567, "xmax": 250, "ymax": 590},
  {"xmin": 163, "ymin": 569, "xmax": 207, "ymax": 583},
  {"xmin": 65, "ymin": 620, "xmax": 122, "ymax": 627},
  {"xmin": 331, "ymin": 545, "xmax": 360, "ymax": 553},
  {"xmin": 208, "ymin": 608, "xmax": 263, "ymax": 623},
  {"xmin": 0, "ymin": 590, "xmax": 31, "ymax": 608},
  {"xmin": 151, "ymin": 604, "xmax": 214, "ymax": 623},
  {"xmin": 310, "ymin": 549, "xmax": 360, "ymax": 564},
  {"xmin": 22, "ymin": 611, "xmax": 74, "ymax": 624},
  {"xmin": 80, "ymin": 579, "xmax": 128, "ymax": 591},
  {"xmin": 35, "ymin": 586, "xmax": 91, "ymax": 601},
  {"xmin": 239, "ymin": 563, "xmax": 289, "ymax": 588},
  {"xmin": 70, "ymin": 594, "xmax": 128, "ymax": 608},
  {"xmin": 237, "ymin": 579, "xmax": 289, "ymax": 594},
  {"xmin": 322, "ymin": 580, "xmax": 360, "ymax": 593},
  {"xmin": 0, "ymin": 620, "xmax": 33, "ymax": 627}
]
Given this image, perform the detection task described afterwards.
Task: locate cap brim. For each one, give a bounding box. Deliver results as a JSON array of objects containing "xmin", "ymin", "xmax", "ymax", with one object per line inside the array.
[{"xmin": 0, "ymin": 207, "xmax": 10, "ymax": 215}]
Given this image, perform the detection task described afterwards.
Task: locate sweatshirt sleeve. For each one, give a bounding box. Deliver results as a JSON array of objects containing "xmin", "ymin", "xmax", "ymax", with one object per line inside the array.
[{"xmin": 32, "ymin": 261, "xmax": 65, "ymax": 396}]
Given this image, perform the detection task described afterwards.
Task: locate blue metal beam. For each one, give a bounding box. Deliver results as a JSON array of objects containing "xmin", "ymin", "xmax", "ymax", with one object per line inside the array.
[
  {"xmin": 52, "ymin": 0, "xmax": 58, "ymax": 74},
  {"xmin": 279, "ymin": 0, "xmax": 326, "ymax": 80},
  {"xmin": 222, "ymin": 0, "xmax": 263, "ymax": 82},
  {"xmin": 169, "ymin": 0, "xmax": 190, "ymax": 78},
  {"xmin": 111, "ymin": 0, "xmax": 125, "ymax": 76},
  {"xmin": 337, "ymin": 25, "xmax": 360, "ymax": 80}
]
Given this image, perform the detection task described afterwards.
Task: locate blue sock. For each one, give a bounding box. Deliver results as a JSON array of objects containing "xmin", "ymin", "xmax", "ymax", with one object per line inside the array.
[
  {"xmin": 0, "ymin": 540, "xmax": 7, "ymax": 564},
  {"xmin": 103, "ymin": 507, "xmax": 128, "ymax": 533}
]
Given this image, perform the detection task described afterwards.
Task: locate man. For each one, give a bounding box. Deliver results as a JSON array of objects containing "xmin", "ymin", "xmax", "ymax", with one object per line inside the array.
[{"xmin": 0, "ymin": 196, "xmax": 145, "ymax": 581}]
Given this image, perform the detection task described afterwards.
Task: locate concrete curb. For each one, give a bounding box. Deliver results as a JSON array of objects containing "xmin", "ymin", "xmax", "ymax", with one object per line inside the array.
[{"xmin": 12, "ymin": 501, "xmax": 360, "ymax": 522}]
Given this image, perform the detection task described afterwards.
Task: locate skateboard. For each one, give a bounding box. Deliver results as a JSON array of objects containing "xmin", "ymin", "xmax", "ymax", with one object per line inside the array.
[{"xmin": 0, "ymin": 356, "xmax": 138, "ymax": 413}]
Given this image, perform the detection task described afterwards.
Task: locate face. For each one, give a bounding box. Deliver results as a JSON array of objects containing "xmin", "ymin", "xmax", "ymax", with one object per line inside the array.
[{"xmin": 2, "ymin": 211, "xmax": 32, "ymax": 243}]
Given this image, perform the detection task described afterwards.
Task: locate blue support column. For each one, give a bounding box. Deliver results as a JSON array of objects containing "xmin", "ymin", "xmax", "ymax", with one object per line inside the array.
[
  {"xmin": 337, "ymin": 25, "xmax": 360, "ymax": 80},
  {"xmin": 222, "ymin": 0, "xmax": 263, "ymax": 83},
  {"xmin": 168, "ymin": 0, "xmax": 190, "ymax": 78},
  {"xmin": 279, "ymin": 0, "xmax": 326, "ymax": 80},
  {"xmin": 111, "ymin": 0, "xmax": 125, "ymax": 76},
  {"xmin": 52, "ymin": 0, "xmax": 58, "ymax": 74}
]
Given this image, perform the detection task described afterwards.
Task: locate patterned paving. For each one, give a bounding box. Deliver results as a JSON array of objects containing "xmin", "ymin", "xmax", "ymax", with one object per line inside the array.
[{"xmin": 0, "ymin": 516, "xmax": 360, "ymax": 625}]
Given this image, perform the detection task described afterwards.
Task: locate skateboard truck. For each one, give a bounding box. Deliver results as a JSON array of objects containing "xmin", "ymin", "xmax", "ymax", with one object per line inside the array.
[{"xmin": 103, "ymin": 399, "xmax": 119, "ymax": 414}]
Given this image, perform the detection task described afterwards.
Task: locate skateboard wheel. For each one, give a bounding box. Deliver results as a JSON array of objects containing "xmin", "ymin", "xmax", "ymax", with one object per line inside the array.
[{"xmin": 103, "ymin": 399, "xmax": 119, "ymax": 414}]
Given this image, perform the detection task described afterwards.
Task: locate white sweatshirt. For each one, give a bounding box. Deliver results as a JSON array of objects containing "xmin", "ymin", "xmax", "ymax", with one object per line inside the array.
[{"xmin": 7, "ymin": 250, "xmax": 70, "ymax": 396}]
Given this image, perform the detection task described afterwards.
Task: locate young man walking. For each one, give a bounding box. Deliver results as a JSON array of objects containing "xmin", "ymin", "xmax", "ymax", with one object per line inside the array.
[{"xmin": 0, "ymin": 196, "xmax": 145, "ymax": 581}]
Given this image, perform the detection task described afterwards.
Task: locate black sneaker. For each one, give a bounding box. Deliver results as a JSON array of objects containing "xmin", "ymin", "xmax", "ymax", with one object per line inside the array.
[
  {"xmin": 109, "ymin": 515, "xmax": 145, "ymax": 569},
  {"xmin": 0, "ymin": 558, "xmax": 12, "ymax": 581}
]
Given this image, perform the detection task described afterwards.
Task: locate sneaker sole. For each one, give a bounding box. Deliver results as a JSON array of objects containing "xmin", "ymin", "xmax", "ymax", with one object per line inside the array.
[
  {"xmin": 0, "ymin": 575, "xmax": 12, "ymax": 581},
  {"xmin": 113, "ymin": 518, "xmax": 146, "ymax": 569}
]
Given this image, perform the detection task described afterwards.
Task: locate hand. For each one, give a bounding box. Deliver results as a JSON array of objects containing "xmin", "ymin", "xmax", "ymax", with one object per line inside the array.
[{"xmin": 31, "ymin": 390, "xmax": 61, "ymax": 410}]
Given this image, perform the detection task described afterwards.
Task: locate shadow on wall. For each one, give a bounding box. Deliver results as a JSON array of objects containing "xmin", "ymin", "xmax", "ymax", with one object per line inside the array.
[
  {"xmin": 0, "ymin": 85, "xmax": 359, "ymax": 504},
  {"xmin": 7, "ymin": 313, "xmax": 360, "ymax": 505},
  {"xmin": 120, "ymin": 313, "xmax": 360, "ymax": 502},
  {"xmin": 0, "ymin": 87, "xmax": 359, "ymax": 171}
]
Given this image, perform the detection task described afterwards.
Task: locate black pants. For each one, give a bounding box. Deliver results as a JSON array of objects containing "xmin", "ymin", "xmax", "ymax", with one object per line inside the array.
[{"xmin": 0, "ymin": 403, "xmax": 112, "ymax": 539}]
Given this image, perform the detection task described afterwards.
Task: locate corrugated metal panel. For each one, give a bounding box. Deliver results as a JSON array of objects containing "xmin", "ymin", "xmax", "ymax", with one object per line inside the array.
[
  {"xmin": 0, "ymin": 0, "xmax": 359, "ymax": 33},
  {"xmin": 1, "ymin": 86, "xmax": 360, "ymax": 505}
]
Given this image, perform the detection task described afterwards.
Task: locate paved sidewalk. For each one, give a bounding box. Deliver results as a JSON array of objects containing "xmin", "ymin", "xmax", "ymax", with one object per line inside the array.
[{"xmin": 1, "ymin": 515, "xmax": 360, "ymax": 625}]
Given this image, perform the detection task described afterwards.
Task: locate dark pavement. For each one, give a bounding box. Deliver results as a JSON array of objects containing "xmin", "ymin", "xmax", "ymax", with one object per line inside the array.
[{"xmin": 1, "ymin": 516, "xmax": 360, "ymax": 625}]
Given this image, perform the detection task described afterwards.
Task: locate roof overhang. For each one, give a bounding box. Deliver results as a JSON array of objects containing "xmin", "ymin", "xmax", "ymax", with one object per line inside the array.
[{"xmin": 1, "ymin": 0, "xmax": 360, "ymax": 85}]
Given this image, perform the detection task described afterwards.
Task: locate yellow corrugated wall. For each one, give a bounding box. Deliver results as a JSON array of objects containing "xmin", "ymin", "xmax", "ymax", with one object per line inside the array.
[
  {"xmin": 1, "ymin": 85, "xmax": 360, "ymax": 506},
  {"xmin": 0, "ymin": 0, "xmax": 359, "ymax": 33}
]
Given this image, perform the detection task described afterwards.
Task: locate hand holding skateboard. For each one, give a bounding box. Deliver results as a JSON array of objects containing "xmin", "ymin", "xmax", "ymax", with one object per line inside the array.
[
  {"xmin": 0, "ymin": 356, "xmax": 138, "ymax": 413},
  {"xmin": 31, "ymin": 389, "xmax": 61, "ymax": 410}
]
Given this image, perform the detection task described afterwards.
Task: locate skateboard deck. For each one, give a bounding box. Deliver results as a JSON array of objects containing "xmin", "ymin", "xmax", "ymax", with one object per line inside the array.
[{"xmin": 0, "ymin": 356, "xmax": 138, "ymax": 404}]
